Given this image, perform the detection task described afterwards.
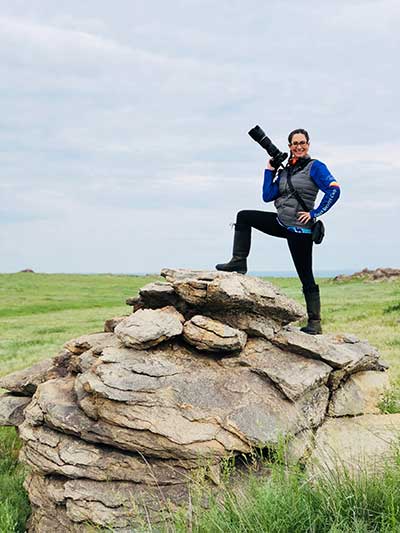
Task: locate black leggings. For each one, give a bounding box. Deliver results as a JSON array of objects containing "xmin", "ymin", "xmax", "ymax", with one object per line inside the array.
[{"xmin": 236, "ymin": 210, "xmax": 316, "ymax": 291}]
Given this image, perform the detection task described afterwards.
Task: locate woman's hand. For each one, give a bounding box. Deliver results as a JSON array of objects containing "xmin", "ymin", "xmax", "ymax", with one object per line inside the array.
[
  {"xmin": 266, "ymin": 159, "xmax": 275, "ymax": 171},
  {"xmin": 297, "ymin": 211, "xmax": 312, "ymax": 224}
]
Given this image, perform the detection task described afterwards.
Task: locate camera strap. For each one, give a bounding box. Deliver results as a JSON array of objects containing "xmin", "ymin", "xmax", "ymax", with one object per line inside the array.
[{"xmin": 285, "ymin": 159, "xmax": 314, "ymax": 212}]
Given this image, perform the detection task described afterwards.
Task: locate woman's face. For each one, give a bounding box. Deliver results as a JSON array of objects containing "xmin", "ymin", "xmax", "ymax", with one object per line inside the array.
[{"xmin": 289, "ymin": 133, "xmax": 310, "ymax": 158}]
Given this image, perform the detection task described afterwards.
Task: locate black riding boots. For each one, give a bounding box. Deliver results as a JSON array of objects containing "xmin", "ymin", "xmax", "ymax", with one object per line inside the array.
[
  {"xmin": 215, "ymin": 224, "xmax": 251, "ymax": 275},
  {"xmin": 300, "ymin": 285, "xmax": 322, "ymax": 335}
]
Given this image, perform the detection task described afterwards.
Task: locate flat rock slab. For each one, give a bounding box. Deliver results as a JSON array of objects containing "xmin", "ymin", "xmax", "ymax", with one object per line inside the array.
[
  {"xmin": 0, "ymin": 394, "xmax": 31, "ymax": 426},
  {"xmin": 272, "ymin": 327, "xmax": 380, "ymax": 371},
  {"xmin": 212, "ymin": 311, "xmax": 278, "ymax": 340},
  {"xmin": 139, "ymin": 281, "xmax": 178, "ymax": 308},
  {"xmin": 328, "ymin": 371, "xmax": 390, "ymax": 416},
  {"xmin": 115, "ymin": 306, "xmax": 184, "ymax": 349},
  {"xmin": 161, "ymin": 269, "xmax": 305, "ymax": 325},
  {"xmin": 183, "ymin": 315, "xmax": 247, "ymax": 353},
  {"xmin": 19, "ymin": 421, "xmax": 217, "ymax": 484},
  {"xmin": 64, "ymin": 332, "xmax": 120, "ymax": 355},
  {"xmin": 68, "ymin": 340, "xmax": 329, "ymax": 458},
  {"xmin": 25, "ymin": 472, "xmax": 189, "ymax": 532},
  {"xmin": 0, "ymin": 358, "xmax": 55, "ymax": 395},
  {"xmin": 161, "ymin": 268, "xmax": 228, "ymax": 283},
  {"xmin": 25, "ymin": 345, "xmax": 329, "ymax": 459},
  {"xmin": 240, "ymin": 338, "xmax": 333, "ymax": 402},
  {"xmin": 308, "ymin": 414, "xmax": 400, "ymax": 476}
]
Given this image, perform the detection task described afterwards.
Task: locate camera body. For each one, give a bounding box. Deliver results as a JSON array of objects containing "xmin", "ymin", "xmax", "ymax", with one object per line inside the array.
[{"xmin": 248, "ymin": 125, "xmax": 288, "ymax": 169}]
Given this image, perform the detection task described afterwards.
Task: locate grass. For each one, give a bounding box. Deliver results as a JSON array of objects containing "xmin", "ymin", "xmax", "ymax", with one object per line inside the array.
[
  {"xmin": 0, "ymin": 272, "xmax": 399, "ymax": 532},
  {"xmin": 172, "ymin": 453, "xmax": 400, "ymax": 533},
  {"xmin": 0, "ymin": 428, "xmax": 30, "ymax": 533},
  {"xmin": 0, "ymin": 273, "xmax": 159, "ymax": 377}
]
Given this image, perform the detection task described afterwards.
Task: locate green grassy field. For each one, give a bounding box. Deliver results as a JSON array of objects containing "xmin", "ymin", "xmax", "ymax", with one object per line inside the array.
[
  {"xmin": 0, "ymin": 273, "xmax": 159, "ymax": 377},
  {"xmin": 0, "ymin": 273, "xmax": 399, "ymax": 532}
]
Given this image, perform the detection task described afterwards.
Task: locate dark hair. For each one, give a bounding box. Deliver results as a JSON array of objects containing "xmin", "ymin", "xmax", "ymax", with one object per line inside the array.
[{"xmin": 288, "ymin": 128, "xmax": 310, "ymax": 144}]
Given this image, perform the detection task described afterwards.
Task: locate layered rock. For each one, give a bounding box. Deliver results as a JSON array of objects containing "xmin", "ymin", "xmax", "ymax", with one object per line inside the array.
[
  {"xmin": 115, "ymin": 306, "xmax": 184, "ymax": 349},
  {"xmin": 183, "ymin": 315, "xmax": 247, "ymax": 352},
  {"xmin": 333, "ymin": 267, "xmax": 400, "ymax": 282},
  {"xmin": 0, "ymin": 269, "xmax": 392, "ymax": 531}
]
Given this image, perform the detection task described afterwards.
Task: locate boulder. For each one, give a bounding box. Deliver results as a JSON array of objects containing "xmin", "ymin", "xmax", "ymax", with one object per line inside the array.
[
  {"xmin": 183, "ymin": 315, "xmax": 247, "ymax": 353},
  {"xmin": 307, "ymin": 414, "xmax": 400, "ymax": 476},
  {"xmin": 328, "ymin": 371, "xmax": 390, "ymax": 416},
  {"xmin": 115, "ymin": 306, "xmax": 184, "ymax": 349},
  {"xmin": 24, "ymin": 341, "xmax": 329, "ymax": 461},
  {"xmin": 170, "ymin": 273, "xmax": 305, "ymax": 324},
  {"xmin": 73, "ymin": 342, "xmax": 329, "ymax": 456}
]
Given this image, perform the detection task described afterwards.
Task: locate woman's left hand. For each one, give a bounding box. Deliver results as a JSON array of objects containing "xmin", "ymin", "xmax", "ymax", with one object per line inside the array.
[{"xmin": 297, "ymin": 211, "xmax": 312, "ymax": 224}]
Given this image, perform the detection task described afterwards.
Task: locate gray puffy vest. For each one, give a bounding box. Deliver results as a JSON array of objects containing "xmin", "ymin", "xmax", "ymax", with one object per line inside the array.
[{"xmin": 274, "ymin": 159, "xmax": 318, "ymax": 229}]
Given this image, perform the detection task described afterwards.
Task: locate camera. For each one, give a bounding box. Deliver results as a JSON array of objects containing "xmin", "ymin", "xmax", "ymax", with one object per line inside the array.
[{"xmin": 248, "ymin": 125, "xmax": 288, "ymax": 169}]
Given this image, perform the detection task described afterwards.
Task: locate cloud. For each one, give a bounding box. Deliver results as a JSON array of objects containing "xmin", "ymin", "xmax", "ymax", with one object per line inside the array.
[{"xmin": 0, "ymin": 2, "xmax": 399, "ymax": 273}]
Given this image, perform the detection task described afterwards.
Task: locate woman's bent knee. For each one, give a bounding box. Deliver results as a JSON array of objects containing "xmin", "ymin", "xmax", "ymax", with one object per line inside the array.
[{"xmin": 236, "ymin": 210, "xmax": 252, "ymax": 225}]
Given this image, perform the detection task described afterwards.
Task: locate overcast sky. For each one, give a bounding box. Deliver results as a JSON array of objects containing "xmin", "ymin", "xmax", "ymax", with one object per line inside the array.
[{"xmin": 1, "ymin": 0, "xmax": 399, "ymax": 274}]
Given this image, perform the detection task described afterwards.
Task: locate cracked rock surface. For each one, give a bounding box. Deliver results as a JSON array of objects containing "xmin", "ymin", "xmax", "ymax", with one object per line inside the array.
[
  {"xmin": 183, "ymin": 315, "xmax": 247, "ymax": 352},
  {"xmin": 0, "ymin": 269, "xmax": 391, "ymax": 532},
  {"xmin": 115, "ymin": 306, "xmax": 184, "ymax": 349}
]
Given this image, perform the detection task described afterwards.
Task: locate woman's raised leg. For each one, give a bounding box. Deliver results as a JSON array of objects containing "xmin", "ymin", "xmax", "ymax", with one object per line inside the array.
[{"xmin": 215, "ymin": 211, "xmax": 286, "ymax": 274}]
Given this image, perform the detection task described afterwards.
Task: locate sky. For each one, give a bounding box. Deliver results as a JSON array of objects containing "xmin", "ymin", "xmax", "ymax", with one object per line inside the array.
[{"xmin": 1, "ymin": 0, "xmax": 399, "ymax": 274}]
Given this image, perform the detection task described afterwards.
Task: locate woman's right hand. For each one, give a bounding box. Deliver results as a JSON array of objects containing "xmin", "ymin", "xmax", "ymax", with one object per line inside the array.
[{"xmin": 266, "ymin": 159, "xmax": 275, "ymax": 171}]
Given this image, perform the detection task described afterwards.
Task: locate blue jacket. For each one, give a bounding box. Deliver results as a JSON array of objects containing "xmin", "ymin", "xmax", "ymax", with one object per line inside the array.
[{"xmin": 262, "ymin": 159, "xmax": 340, "ymax": 227}]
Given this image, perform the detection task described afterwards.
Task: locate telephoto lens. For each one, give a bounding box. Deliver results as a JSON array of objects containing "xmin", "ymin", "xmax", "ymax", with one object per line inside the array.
[
  {"xmin": 248, "ymin": 125, "xmax": 268, "ymax": 144},
  {"xmin": 248, "ymin": 125, "xmax": 279, "ymax": 157},
  {"xmin": 248, "ymin": 125, "xmax": 288, "ymax": 167}
]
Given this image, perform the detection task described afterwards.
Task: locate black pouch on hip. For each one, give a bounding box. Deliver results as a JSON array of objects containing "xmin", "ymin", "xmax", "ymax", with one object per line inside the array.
[{"xmin": 312, "ymin": 220, "xmax": 325, "ymax": 244}]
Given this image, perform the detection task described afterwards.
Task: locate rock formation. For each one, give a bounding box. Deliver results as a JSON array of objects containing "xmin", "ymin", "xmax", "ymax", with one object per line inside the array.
[
  {"xmin": 333, "ymin": 267, "xmax": 400, "ymax": 282},
  {"xmin": 0, "ymin": 269, "xmax": 394, "ymax": 532}
]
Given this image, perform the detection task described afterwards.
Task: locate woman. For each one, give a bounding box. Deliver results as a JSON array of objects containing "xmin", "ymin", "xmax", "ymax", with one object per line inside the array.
[{"xmin": 215, "ymin": 128, "xmax": 340, "ymax": 335}]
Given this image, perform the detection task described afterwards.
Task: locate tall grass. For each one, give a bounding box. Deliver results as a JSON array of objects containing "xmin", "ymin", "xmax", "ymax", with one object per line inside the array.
[
  {"xmin": 172, "ymin": 454, "xmax": 400, "ymax": 533},
  {"xmin": 0, "ymin": 428, "xmax": 30, "ymax": 533}
]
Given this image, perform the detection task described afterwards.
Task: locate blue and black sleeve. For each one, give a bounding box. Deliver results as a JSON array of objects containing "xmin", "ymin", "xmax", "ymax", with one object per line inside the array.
[
  {"xmin": 309, "ymin": 160, "xmax": 341, "ymax": 218},
  {"xmin": 262, "ymin": 169, "xmax": 280, "ymax": 202}
]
